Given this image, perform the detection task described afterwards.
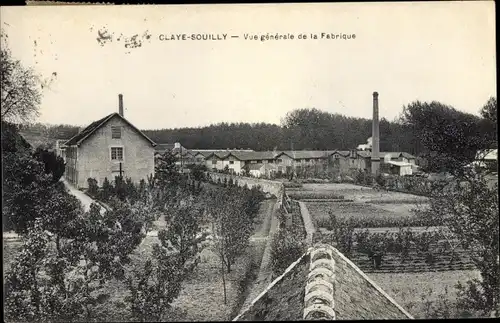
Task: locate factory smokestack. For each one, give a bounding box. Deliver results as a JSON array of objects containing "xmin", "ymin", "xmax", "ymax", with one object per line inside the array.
[
  {"xmin": 118, "ymin": 94, "xmax": 124, "ymax": 117},
  {"xmin": 371, "ymin": 91, "xmax": 380, "ymax": 175}
]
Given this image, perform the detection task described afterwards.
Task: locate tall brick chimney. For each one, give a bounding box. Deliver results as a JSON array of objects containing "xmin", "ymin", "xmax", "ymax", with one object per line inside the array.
[
  {"xmin": 118, "ymin": 94, "xmax": 124, "ymax": 117},
  {"xmin": 371, "ymin": 91, "xmax": 380, "ymax": 175}
]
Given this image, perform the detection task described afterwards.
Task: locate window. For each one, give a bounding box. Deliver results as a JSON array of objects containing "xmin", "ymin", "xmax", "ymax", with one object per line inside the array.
[
  {"xmin": 111, "ymin": 147, "xmax": 123, "ymax": 161},
  {"xmin": 277, "ymin": 159, "xmax": 283, "ymax": 163},
  {"xmin": 212, "ymin": 160, "xmax": 217, "ymax": 164},
  {"xmin": 111, "ymin": 126, "xmax": 122, "ymax": 139},
  {"xmin": 229, "ymin": 161, "xmax": 234, "ymax": 164},
  {"xmin": 305, "ymin": 159, "xmax": 310, "ymax": 162},
  {"xmin": 256, "ymin": 160, "xmax": 262, "ymax": 163}
]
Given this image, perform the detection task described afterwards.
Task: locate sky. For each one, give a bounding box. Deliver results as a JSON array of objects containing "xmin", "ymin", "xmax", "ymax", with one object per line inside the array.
[{"xmin": 1, "ymin": 2, "xmax": 496, "ymax": 130}]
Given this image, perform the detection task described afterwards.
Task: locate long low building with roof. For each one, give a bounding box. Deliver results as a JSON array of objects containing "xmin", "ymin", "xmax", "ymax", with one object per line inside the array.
[{"xmin": 202, "ymin": 148, "xmax": 417, "ymax": 176}]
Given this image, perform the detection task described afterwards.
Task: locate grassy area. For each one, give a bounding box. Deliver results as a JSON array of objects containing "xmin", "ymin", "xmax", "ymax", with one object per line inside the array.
[
  {"xmin": 370, "ymin": 270, "xmax": 481, "ymax": 319},
  {"xmin": 3, "ymin": 238, "xmax": 22, "ymax": 273}
]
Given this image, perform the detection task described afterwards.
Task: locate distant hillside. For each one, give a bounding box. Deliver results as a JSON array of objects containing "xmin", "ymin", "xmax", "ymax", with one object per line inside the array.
[{"xmin": 17, "ymin": 123, "xmax": 79, "ymax": 149}]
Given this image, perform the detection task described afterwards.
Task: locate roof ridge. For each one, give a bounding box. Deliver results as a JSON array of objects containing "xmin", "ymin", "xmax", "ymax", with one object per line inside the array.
[
  {"xmin": 303, "ymin": 245, "xmax": 336, "ymax": 320},
  {"xmin": 64, "ymin": 113, "xmax": 156, "ymax": 147}
]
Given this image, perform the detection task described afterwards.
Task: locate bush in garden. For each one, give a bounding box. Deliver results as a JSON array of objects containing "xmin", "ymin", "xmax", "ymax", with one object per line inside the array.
[
  {"xmin": 328, "ymin": 212, "xmax": 355, "ymax": 257},
  {"xmin": 100, "ymin": 177, "xmax": 113, "ymax": 202},
  {"xmin": 114, "ymin": 176, "xmax": 127, "ymax": 201},
  {"xmin": 87, "ymin": 177, "xmax": 99, "ymax": 197},
  {"xmin": 33, "ymin": 147, "xmax": 66, "ymax": 183},
  {"xmin": 375, "ymin": 173, "xmax": 387, "ymax": 187},
  {"xmin": 270, "ymin": 227, "xmax": 306, "ymax": 277}
]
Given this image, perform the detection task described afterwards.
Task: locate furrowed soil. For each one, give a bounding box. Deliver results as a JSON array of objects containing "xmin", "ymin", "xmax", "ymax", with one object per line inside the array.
[{"xmin": 370, "ymin": 270, "xmax": 481, "ymax": 319}]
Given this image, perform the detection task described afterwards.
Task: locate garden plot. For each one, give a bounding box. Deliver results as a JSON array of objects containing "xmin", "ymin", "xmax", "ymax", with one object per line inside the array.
[
  {"xmin": 300, "ymin": 183, "xmax": 429, "ymax": 204},
  {"xmin": 370, "ymin": 270, "xmax": 481, "ymax": 319},
  {"xmin": 305, "ymin": 201, "xmax": 432, "ymax": 229}
]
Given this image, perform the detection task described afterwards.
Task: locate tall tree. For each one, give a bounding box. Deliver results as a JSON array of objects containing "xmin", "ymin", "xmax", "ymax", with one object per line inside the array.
[
  {"xmin": 478, "ymin": 97, "xmax": 497, "ymax": 149},
  {"xmin": 1, "ymin": 29, "xmax": 42, "ymax": 124},
  {"xmin": 401, "ymin": 101, "xmax": 487, "ymax": 174},
  {"xmin": 420, "ymin": 169, "xmax": 499, "ymax": 317}
]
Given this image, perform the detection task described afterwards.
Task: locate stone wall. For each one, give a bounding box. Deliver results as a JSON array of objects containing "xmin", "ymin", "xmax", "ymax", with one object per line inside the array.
[{"xmin": 207, "ymin": 172, "xmax": 285, "ymax": 200}]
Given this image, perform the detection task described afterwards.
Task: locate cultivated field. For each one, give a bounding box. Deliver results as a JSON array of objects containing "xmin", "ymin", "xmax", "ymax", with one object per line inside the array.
[
  {"xmin": 370, "ymin": 270, "xmax": 482, "ymax": 319},
  {"xmin": 289, "ymin": 182, "xmax": 480, "ymax": 318},
  {"xmin": 300, "ymin": 183, "xmax": 428, "ymax": 204}
]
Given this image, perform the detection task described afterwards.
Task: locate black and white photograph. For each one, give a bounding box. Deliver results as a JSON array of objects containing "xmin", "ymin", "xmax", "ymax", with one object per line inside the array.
[{"xmin": 1, "ymin": 1, "xmax": 497, "ymax": 321}]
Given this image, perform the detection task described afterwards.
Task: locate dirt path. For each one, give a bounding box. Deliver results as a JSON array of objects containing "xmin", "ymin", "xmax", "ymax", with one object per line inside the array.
[{"xmin": 237, "ymin": 199, "xmax": 279, "ymax": 315}]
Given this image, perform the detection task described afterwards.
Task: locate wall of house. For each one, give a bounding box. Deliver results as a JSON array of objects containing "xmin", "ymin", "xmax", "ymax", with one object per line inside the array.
[
  {"xmin": 221, "ymin": 155, "xmax": 244, "ymax": 174},
  {"xmin": 330, "ymin": 155, "xmax": 351, "ymax": 172},
  {"xmin": 76, "ymin": 116, "xmax": 155, "ymax": 188},
  {"xmin": 206, "ymin": 156, "xmax": 225, "ymax": 171},
  {"xmin": 65, "ymin": 146, "xmax": 78, "ymax": 185},
  {"xmin": 275, "ymin": 154, "xmax": 294, "ymax": 173}
]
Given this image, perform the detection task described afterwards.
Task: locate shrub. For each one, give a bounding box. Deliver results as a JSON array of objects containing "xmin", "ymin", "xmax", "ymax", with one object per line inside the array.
[
  {"xmin": 375, "ymin": 174, "xmax": 386, "ymax": 187},
  {"xmin": 270, "ymin": 227, "xmax": 306, "ymax": 277},
  {"xmin": 87, "ymin": 178, "xmax": 98, "ymax": 197},
  {"xmin": 100, "ymin": 177, "xmax": 113, "ymax": 202},
  {"xmin": 33, "ymin": 147, "xmax": 65, "ymax": 183}
]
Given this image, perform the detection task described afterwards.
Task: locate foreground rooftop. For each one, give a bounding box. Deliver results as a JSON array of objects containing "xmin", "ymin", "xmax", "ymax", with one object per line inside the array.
[{"xmin": 234, "ymin": 244, "xmax": 413, "ymax": 321}]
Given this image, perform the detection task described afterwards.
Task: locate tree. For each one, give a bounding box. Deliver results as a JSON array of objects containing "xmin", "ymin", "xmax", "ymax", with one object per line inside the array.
[
  {"xmin": 59, "ymin": 201, "xmax": 150, "ymax": 321},
  {"xmin": 33, "ymin": 147, "xmax": 66, "ymax": 183},
  {"xmin": 4, "ymin": 219, "xmax": 52, "ymax": 322},
  {"xmin": 420, "ymin": 170, "xmax": 499, "ymax": 317},
  {"xmin": 126, "ymin": 189, "xmax": 207, "ymax": 321},
  {"xmin": 478, "ymin": 97, "xmax": 497, "ymax": 149},
  {"xmin": 155, "ymin": 151, "xmax": 180, "ymax": 186},
  {"xmin": 205, "ymin": 187, "xmax": 253, "ymax": 274},
  {"xmin": 1, "ymin": 29, "xmax": 42, "ymax": 123},
  {"xmin": 241, "ymin": 163, "xmax": 251, "ymax": 177},
  {"xmin": 401, "ymin": 101, "xmax": 487, "ymax": 175}
]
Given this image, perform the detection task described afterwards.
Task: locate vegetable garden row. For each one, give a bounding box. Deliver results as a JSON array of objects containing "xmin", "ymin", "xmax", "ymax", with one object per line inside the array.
[{"xmin": 316, "ymin": 214, "xmax": 475, "ymax": 272}]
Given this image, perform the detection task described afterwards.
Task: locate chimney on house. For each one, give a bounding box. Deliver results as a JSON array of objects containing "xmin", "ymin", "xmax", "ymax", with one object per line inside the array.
[
  {"xmin": 371, "ymin": 91, "xmax": 380, "ymax": 175},
  {"xmin": 118, "ymin": 94, "xmax": 124, "ymax": 117}
]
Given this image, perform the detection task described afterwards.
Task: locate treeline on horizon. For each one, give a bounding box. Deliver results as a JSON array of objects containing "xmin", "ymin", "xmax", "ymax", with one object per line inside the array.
[
  {"xmin": 18, "ymin": 99, "xmax": 496, "ymax": 159},
  {"xmin": 143, "ymin": 113, "xmax": 419, "ymax": 153}
]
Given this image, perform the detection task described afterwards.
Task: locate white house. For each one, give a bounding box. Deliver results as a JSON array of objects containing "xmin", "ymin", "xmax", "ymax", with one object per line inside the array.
[{"xmin": 64, "ymin": 94, "xmax": 156, "ymax": 188}]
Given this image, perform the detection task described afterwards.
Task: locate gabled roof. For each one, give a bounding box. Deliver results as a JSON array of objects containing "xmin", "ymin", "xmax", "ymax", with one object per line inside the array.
[
  {"xmin": 234, "ymin": 244, "xmax": 413, "ymax": 321},
  {"xmin": 228, "ymin": 151, "xmax": 280, "ymax": 161},
  {"xmin": 356, "ymin": 150, "xmax": 372, "ymax": 158},
  {"xmin": 277, "ymin": 150, "xmax": 334, "ymax": 160},
  {"xmin": 331, "ymin": 150, "xmax": 351, "ymax": 157},
  {"xmin": 205, "ymin": 151, "xmax": 231, "ymax": 159},
  {"xmin": 154, "ymin": 143, "xmax": 175, "ymax": 152},
  {"xmin": 64, "ymin": 113, "xmax": 156, "ymax": 147},
  {"xmin": 171, "ymin": 147, "xmax": 194, "ymax": 156},
  {"xmin": 192, "ymin": 151, "xmax": 208, "ymax": 158}
]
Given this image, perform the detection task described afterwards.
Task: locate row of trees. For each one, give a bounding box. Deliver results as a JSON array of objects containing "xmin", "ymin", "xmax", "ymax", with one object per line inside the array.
[{"xmin": 4, "ymin": 140, "xmax": 268, "ymax": 321}]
